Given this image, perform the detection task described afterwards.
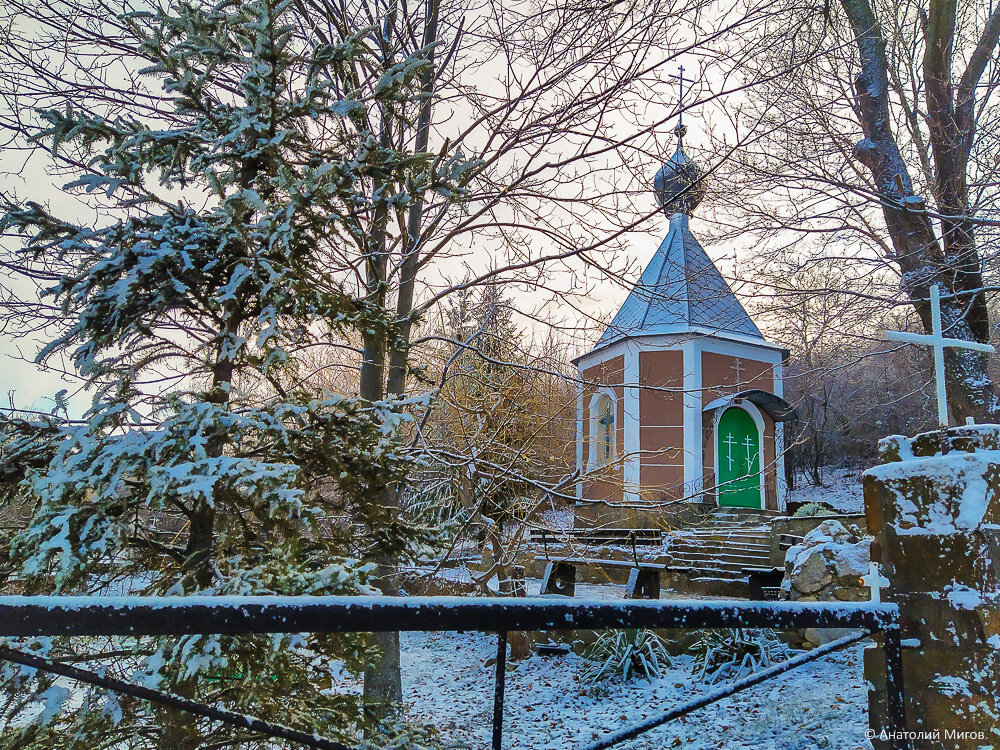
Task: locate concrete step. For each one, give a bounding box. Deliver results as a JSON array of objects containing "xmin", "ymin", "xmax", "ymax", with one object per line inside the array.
[
  {"xmin": 678, "ymin": 533, "xmax": 771, "ymax": 543},
  {"xmin": 691, "ymin": 520, "xmax": 773, "ymax": 528},
  {"xmin": 682, "ymin": 521, "xmax": 773, "ymax": 531},
  {"xmin": 676, "ymin": 525, "xmax": 772, "ymax": 535},
  {"xmin": 711, "ymin": 508, "xmax": 781, "ymax": 517},
  {"xmin": 664, "ymin": 543, "xmax": 771, "ymax": 559},
  {"xmin": 667, "ymin": 549, "xmax": 771, "ymax": 566},
  {"xmin": 687, "ymin": 576, "xmax": 753, "ymax": 597},
  {"xmin": 666, "ymin": 561, "xmax": 771, "ymax": 576},
  {"xmin": 669, "ymin": 535, "xmax": 771, "ymax": 550}
]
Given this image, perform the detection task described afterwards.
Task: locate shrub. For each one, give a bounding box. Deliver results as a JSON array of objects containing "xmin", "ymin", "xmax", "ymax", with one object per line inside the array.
[
  {"xmin": 793, "ymin": 502, "xmax": 837, "ymax": 517},
  {"xmin": 689, "ymin": 629, "xmax": 792, "ymax": 684},
  {"xmin": 581, "ymin": 629, "xmax": 673, "ymax": 683}
]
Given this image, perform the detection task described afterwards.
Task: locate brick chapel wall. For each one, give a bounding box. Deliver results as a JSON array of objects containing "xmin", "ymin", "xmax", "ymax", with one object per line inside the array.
[
  {"xmin": 700, "ymin": 351, "xmax": 779, "ymax": 509},
  {"xmin": 580, "ymin": 355, "xmax": 624, "ymax": 503},
  {"xmin": 637, "ymin": 349, "xmax": 685, "ymax": 500}
]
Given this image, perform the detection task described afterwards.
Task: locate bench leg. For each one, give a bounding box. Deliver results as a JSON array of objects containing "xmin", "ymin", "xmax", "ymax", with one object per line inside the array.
[
  {"xmin": 626, "ymin": 568, "xmax": 660, "ymax": 600},
  {"xmin": 541, "ymin": 562, "xmax": 575, "ymax": 597},
  {"xmin": 499, "ymin": 565, "xmax": 526, "ymax": 597}
]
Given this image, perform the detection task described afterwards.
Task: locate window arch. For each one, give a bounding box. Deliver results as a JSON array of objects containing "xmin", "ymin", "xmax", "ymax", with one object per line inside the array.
[{"xmin": 588, "ymin": 391, "xmax": 617, "ymax": 469}]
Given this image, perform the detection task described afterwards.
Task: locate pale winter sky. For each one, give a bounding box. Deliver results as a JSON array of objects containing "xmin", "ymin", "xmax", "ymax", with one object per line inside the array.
[{"xmin": 0, "ymin": 30, "xmax": 771, "ymax": 419}]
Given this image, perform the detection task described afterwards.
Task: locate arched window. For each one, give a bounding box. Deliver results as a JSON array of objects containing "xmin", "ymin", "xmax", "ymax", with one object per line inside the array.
[{"xmin": 588, "ymin": 392, "xmax": 616, "ymax": 469}]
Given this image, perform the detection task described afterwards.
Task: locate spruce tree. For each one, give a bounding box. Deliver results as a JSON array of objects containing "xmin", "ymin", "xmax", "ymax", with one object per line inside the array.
[{"xmin": 0, "ymin": 0, "xmax": 465, "ymax": 746}]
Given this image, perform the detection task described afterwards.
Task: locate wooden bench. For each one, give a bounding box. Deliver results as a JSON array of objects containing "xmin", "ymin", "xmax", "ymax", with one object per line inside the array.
[
  {"xmin": 529, "ymin": 528, "xmax": 663, "ymax": 547},
  {"xmin": 743, "ymin": 566, "xmax": 785, "ymax": 601},
  {"xmin": 540, "ymin": 558, "xmax": 662, "ymax": 599},
  {"xmin": 498, "ymin": 565, "xmax": 526, "ymax": 597}
]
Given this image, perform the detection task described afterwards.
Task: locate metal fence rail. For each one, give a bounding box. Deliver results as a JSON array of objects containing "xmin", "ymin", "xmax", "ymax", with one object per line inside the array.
[{"xmin": 0, "ymin": 595, "xmax": 907, "ymax": 750}]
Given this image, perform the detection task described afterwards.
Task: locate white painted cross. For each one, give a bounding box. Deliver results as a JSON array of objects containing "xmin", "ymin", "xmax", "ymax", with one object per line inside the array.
[
  {"xmin": 885, "ymin": 285, "xmax": 995, "ymax": 427},
  {"xmin": 742, "ymin": 434, "xmax": 757, "ymax": 469},
  {"xmin": 723, "ymin": 433, "xmax": 737, "ymax": 470},
  {"xmin": 862, "ymin": 561, "xmax": 890, "ymax": 604}
]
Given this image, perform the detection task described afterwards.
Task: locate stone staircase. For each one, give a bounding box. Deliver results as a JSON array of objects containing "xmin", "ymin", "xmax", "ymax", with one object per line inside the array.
[{"xmin": 661, "ymin": 508, "xmax": 780, "ymax": 597}]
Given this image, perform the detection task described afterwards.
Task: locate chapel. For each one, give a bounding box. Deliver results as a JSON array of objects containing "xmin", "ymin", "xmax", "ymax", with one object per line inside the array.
[{"xmin": 574, "ymin": 122, "xmax": 795, "ymax": 512}]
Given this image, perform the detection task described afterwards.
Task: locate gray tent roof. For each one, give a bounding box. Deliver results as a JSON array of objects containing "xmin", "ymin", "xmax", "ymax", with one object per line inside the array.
[{"xmin": 592, "ymin": 214, "xmax": 764, "ymax": 351}]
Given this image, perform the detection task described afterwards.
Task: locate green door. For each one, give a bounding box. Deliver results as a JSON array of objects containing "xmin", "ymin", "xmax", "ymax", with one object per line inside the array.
[{"xmin": 717, "ymin": 407, "xmax": 762, "ymax": 508}]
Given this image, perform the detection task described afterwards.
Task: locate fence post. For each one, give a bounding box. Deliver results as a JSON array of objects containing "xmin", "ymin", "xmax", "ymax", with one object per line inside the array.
[
  {"xmin": 882, "ymin": 627, "xmax": 908, "ymax": 750},
  {"xmin": 492, "ymin": 631, "xmax": 507, "ymax": 750},
  {"xmin": 863, "ymin": 426, "xmax": 1000, "ymax": 749}
]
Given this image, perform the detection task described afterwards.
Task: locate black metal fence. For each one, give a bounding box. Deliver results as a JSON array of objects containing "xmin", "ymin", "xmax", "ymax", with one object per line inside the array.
[{"xmin": 0, "ymin": 596, "xmax": 908, "ymax": 750}]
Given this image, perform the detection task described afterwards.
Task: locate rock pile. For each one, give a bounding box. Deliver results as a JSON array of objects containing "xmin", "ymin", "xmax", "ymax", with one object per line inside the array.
[
  {"xmin": 782, "ymin": 519, "xmax": 871, "ymax": 603},
  {"xmin": 781, "ymin": 519, "xmax": 871, "ymax": 647}
]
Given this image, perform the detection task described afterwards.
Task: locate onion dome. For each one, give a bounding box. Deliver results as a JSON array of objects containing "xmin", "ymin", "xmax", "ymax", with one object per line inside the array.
[{"xmin": 653, "ymin": 123, "xmax": 706, "ymax": 217}]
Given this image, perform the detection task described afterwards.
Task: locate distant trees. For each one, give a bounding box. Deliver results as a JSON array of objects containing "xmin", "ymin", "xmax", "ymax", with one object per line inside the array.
[
  {"xmin": 421, "ymin": 285, "xmax": 576, "ymax": 590},
  {"xmin": 745, "ymin": 257, "xmax": 942, "ymax": 485}
]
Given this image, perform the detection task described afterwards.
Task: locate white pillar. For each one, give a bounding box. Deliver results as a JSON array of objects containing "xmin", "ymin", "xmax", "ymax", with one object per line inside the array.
[
  {"xmin": 623, "ymin": 344, "xmax": 641, "ymax": 504},
  {"xmin": 682, "ymin": 340, "xmax": 702, "ymax": 500},
  {"xmin": 575, "ymin": 377, "xmax": 584, "ymax": 502},
  {"xmin": 774, "ymin": 361, "xmax": 787, "ymax": 511}
]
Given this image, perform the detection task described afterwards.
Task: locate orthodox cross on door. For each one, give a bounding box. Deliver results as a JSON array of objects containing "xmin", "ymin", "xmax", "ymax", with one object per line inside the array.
[
  {"xmin": 731, "ymin": 357, "xmax": 745, "ymax": 386},
  {"xmin": 884, "ymin": 285, "xmax": 995, "ymax": 427},
  {"xmin": 742, "ymin": 434, "xmax": 757, "ymax": 472},
  {"xmin": 723, "ymin": 433, "xmax": 737, "ymax": 471}
]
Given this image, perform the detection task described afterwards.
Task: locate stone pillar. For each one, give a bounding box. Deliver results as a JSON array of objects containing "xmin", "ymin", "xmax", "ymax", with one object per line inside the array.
[{"xmin": 863, "ymin": 425, "xmax": 1000, "ymax": 749}]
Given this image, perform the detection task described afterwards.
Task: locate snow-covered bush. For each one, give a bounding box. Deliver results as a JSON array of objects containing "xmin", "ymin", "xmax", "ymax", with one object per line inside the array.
[
  {"xmin": 403, "ymin": 484, "xmax": 467, "ymax": 530},
  {"xmin": 401, "ymin": 483, "xmax": 469, "ymax": 555},
  {"xmin": 689, "ymin": 629, "xmax": 792, "ymax": 684},
  {"xmin": 793, "ymin": 501, "xmax": 836, "ymax": 517},
  {"xmin": 581, "ymin": 629, "xmax": 673, "ymax": 683}
]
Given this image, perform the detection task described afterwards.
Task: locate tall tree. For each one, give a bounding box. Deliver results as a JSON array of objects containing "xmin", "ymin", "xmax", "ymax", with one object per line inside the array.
[
  {"xmin": 0, "ymin": 0, "xmax": 460, "ymax": 745},
  {"xmin": 840, "ymin": 0, "xmax": 1000, "ymax": 421}
]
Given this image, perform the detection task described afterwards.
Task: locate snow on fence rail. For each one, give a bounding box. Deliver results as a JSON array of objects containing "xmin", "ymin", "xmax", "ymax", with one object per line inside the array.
[
  {"xmin": 0, "ymin": 594, "xmax": 898, "ymax": 635},
  {"xmin": 0, "ymin": 596, "xmax": 909, "ymax": 750}
]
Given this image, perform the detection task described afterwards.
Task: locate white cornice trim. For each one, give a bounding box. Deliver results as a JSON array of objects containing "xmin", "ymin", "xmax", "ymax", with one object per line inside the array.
[{"xmin": 575, "ymin": 329, "xmax": 785, "ymax": 370}]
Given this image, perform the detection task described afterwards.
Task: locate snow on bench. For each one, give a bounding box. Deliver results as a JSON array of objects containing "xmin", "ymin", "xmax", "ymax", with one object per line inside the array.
[{"xmin": 529, "ymin": 527, "xmax": 663, "ymax": 546}]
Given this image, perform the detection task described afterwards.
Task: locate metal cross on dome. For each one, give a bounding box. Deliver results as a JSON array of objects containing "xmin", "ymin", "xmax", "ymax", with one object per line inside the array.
[
  {"xmin": 884, "ymin": 285, "xmax": 995, "ymax": 427},
  {"xmin": 674, "ymin": 66, "xmax": 689, "ymax": 110},
  {"xmin": 673, "ymin": 65, "xmax": 690, "ymax": 138}
]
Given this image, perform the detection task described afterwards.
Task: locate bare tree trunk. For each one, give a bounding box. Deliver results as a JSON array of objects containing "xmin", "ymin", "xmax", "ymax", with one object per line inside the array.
[
  {"xmin": 385, "ymin": 0, "xmax": 439, "ymax": 400},
  {"xmin": 359, "ymin": 71, "xmax": 401, "ymax": 732},
  {"xmin": 362, "ymin": 0, "xmax": 440, "ymax": 725},
  {"xmin": 840, "ymin": 0, "xmax": 1000, "ymax": 423}
]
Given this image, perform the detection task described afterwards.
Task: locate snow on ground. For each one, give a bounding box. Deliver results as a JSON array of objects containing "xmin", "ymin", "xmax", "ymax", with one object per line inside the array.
[
  {"xmin": 538, "ymin": 507, "xmax": 575, "ymax": 532},
  {"xmin": 786, "ymin": 467, "xmax": 865, "ymax": 515},
  {"xmin": 401, "ymin": 630, "xmax": 872, "ymax": 750}
]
